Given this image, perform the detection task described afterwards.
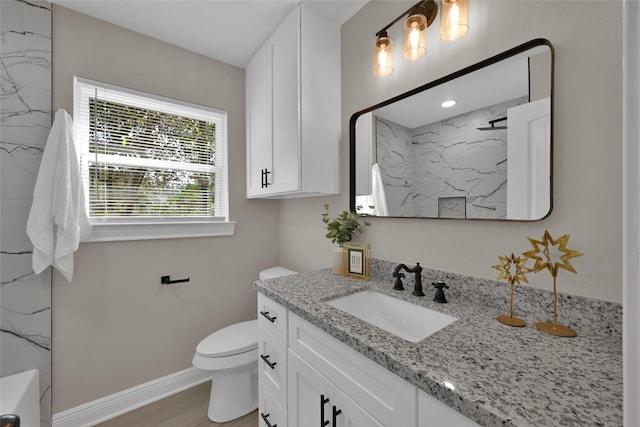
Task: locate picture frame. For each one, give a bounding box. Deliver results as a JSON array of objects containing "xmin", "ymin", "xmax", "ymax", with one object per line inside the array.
[{"xmin": 343, "ymin": 242, "xmax": 370, "ymax": 281}]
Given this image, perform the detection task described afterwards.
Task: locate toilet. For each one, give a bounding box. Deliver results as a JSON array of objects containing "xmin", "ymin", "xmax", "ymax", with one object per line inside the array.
[{"xmin": 192, "ymin": 266, "xmax": 297, "ymax": 422}]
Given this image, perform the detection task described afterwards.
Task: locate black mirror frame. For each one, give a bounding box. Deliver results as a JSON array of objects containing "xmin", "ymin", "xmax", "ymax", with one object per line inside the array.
[{"xmin": 349, "ymin": 38, "xmax": 554, "ymax": 221}]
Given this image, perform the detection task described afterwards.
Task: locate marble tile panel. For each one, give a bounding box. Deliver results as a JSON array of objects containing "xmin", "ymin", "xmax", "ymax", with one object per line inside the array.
[
  {"xmin": 0, "ymin": 201, "xmax": 33, "ymax": 255},
  {"xmin": 0, "ymin": 0, "xmax": 51, "ymax": 37},
  {"xmin": 385, "ymin": 186, "xmax": 413, "ymax": 217},
  {"xmin": 0, "ymin": 123, "xmax": 51, "ymax": 149},
  {"xmin": 376, "ymin": 118, "xmax": 414, "ymax": 216},
  {"xmin": 1, "ymin": 0, "xmax": 52, "ymax": 149},
  {"xmin": 0, "ymin": 54, "xmax": 51, "ymax": 94},
  {"xmin": 0, "ymin": 312, "xmax": 51, "ymax": 374},
  {"xmin": 0, "ymin": 2, "xmax": 52, "ymax": 426},
  {"xmin": 1, "ymin": 85, "xmax": 52, "ymax": 127},
  {"xmin": 36, "ymin": 362, "xmax": 52, "ymax": 427},
  {"xmin": 1, "ymin": 258, "xmax": 50, "ymax": 321},
  {"xmin": 1, "ymin": 141, "xmax": 43, "ymax": 202}
]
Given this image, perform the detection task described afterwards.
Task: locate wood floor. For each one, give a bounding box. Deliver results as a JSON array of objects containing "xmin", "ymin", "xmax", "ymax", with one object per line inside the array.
[{"xmin": 96, "ymin": 382, "xmax": 258, "ymax": 427}]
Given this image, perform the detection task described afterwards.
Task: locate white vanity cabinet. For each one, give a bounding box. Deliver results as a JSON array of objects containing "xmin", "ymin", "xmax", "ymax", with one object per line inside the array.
[
  {"xmin": 257, "ymin": 294, "xmax": 288, "ymax": 427},
  {"xmin": 245, "ymin": 4, "xmax": 340, "ymax": 199},
  {"xmin": 288, "ymin": 351, "xmax": 384, "ymax": 427},
  {"xmin": 287, "ymin": 312, "xmax": 413, "ymax": 426},
  {"xmin": 257, "ymin": 294, "xmax": 480, "ymax": 427}
]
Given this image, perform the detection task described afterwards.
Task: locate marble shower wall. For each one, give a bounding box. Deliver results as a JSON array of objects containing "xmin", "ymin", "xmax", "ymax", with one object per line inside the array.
[
  {"xmin": 0, "ymin": 1, "xmax": 52, "ymax": 426},
  {"xmin": 375, "ymin": 117, "xmax": 414, "ymax": 217},
  {"xmin": 376, "ymin": 97, "xmax": 527, "ymax": 219}
]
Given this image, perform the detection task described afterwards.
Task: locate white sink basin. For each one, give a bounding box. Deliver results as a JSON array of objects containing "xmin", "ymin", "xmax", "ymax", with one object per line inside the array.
[{"xmin": 327, "ymin": 290, "xmax": 457, "ymax": 343}]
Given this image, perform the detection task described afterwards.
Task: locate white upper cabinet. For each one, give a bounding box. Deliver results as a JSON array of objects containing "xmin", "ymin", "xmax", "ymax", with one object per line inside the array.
[{"xmin": 246, "ymin": 4, "xmax": 341, "ymax": 198}]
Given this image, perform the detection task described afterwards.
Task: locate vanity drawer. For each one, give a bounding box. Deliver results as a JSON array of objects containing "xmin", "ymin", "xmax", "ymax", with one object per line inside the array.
[
  {"xmin": 288, "ymin": 312, "xmax": 416, "ymax": 426},
  {"xmin": 258, "ymin": 293, "xmax": 288, "ymax": 344},
  {"xmin": 259, "ymin": 325, "xmax": 288, "ymax": 408},
  {"xmin": 259, "ymin": 381, "xmax": 287, "ymax": 427}
]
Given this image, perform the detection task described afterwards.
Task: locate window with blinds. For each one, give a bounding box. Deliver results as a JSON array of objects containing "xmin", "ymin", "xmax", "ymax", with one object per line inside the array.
[{"xmin": 74, "ymin": 77, "xmax": 231, "ymax": 240}]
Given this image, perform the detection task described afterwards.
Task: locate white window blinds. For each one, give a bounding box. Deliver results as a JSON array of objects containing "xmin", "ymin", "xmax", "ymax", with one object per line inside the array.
[{"xmin": 73, "ymin": 77, "xmax": 228, "ymax": 224}]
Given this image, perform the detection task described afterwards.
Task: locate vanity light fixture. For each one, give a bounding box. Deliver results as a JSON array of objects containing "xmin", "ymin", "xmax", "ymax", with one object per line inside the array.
[{"xmin": 373, "ymin": 0, "xmax": 469, "ymax": 76}]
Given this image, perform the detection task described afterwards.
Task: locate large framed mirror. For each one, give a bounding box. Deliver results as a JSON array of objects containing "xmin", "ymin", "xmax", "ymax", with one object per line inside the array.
[{"xmin": 350, "ymin": 39, "xmax": 553, "ymax": 220}]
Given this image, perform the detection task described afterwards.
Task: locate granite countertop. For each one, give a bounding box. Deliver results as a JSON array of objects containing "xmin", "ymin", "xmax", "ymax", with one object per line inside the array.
[{"xmin": 254, "ymin": 262, "xmax": 623, "ymax": 427}]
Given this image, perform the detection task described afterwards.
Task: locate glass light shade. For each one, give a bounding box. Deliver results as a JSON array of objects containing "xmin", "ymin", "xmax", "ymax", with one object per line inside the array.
[
  {"xmin": 440, "ymin": 0, "xmax": 469, "ymax": 41},
  {"xmin": 403, "ymin": 14, "xmax": 427, "ymax": 60},
  {"xmin": 373, "ymin": 33, "xmax": 393, "ymax": 76}
]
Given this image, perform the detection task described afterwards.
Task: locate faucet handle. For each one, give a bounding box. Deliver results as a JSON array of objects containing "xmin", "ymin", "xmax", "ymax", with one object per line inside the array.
[
  {"xmin": 432, "ymin": 281, "xmax": 449, "ymax": 290},
  {"xmin": 393, "ymin": 272, "xmax": 405, "ymax": 290},
  {"xmin": 432, "ymin": 281, "xmax": 449, "ymax": 303}
]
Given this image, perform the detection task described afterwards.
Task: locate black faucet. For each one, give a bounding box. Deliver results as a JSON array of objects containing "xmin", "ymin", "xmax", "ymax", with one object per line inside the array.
[{"xmin": 392, "ymin": 263, "xmax": 425, "ymax": 297}]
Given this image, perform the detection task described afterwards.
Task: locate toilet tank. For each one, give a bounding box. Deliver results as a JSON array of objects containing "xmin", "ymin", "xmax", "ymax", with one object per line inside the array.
[{"xmin": 259, "ymin": 267, "xmax": 297, "ymax": 280}]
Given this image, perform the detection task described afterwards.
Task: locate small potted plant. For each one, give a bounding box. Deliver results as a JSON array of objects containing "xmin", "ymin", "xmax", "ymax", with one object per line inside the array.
[{"xmin": 321, "ymin": 203, "xmax": 370, "ymax": 274}]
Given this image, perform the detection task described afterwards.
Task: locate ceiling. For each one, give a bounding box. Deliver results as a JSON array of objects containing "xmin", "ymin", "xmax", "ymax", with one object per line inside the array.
[
  {"xmin": 51, "ymin": 0, "xmax": 368, "ymax": 69},
  {"xmin": 374, "ymin": 45, "xmax": 550, "ymax": 129}
]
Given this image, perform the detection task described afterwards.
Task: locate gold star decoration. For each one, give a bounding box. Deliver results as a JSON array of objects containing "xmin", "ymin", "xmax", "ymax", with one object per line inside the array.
[
  {"xmin": 492, "ymin": 253, "xmax": 530, "ymax": 286},
  {"xmin": 522, "ymin": 230, "xmax": 583, "ymax": 278}
]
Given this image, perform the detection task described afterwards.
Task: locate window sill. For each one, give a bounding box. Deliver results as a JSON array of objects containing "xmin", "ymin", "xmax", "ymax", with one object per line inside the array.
[{"xmin": 84, "ymin": 221, "xmax": 236, "ymax": 242}]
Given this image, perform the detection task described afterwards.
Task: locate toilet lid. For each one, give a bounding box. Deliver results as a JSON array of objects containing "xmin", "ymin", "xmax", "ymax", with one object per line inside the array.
[{"xmin": 196, "ymin": 319, "xmax": 258, "ymax": 358}]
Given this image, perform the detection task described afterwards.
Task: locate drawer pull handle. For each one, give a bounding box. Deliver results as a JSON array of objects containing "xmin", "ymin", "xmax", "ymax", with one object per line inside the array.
[
  {"xmin": 261, "ymin": 168, "xmax": 272, "ymax": 188},
  {"xmin": 260, "ymin": 354, "xmax": 277, "ymax": 369},
  {"xmin": 260, "ymin": 311, "xmax": 277, "ymax": 323},
  {"xmin": 332, "ymin": 405, "xmax": 342, "ymax": 426},
  {"xmin": 321, "ymin": 394, "xmax": 330, "ymax": 427},
  {"xmin": 260, "ymin": 412, "xmax": 277, "ymax": 427}
]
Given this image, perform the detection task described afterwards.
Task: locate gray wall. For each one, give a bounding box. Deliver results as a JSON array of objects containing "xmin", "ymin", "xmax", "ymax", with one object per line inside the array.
[
  {"xmin": 51, "ymin": 5, "xmax": 280, "ymax": 412},
  {"xmin": 0, "ymin": 1, "xmax": 52, "ymax": 425},
  {"xmin": 278, "ymin": 1, "xmax": 623, "ymax": 303}
]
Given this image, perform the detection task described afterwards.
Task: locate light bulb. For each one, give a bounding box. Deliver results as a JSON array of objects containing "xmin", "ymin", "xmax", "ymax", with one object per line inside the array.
[
  {"xmin": 441, "ymin": 0, "xmax": 468, "ymax": 41},
  {"xmin": 378, "ymin": 50, "xmax": 389, "ymax": 69},
  {"xmin": 450, "ymin": 4, "xmax": 459, "ymax": 38},
  {"xmin": 403, "ymin": 14, "xmax": 427, "ymax": 60},
  {"xmin": 409, "ymin": 22, "xmax": 420, "ymax": 58}
]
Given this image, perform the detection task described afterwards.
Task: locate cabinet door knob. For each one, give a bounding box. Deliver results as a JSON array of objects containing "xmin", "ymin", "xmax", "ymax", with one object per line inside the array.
[
  {"xmin": 332, "ymin": 405, "xmax": 342, "ymax": 426},
  {"xmin": 260, "ymin": 310, "xmax": 277, "ymax": 322},
  {"xmin": 321, "ymin": 394, "xmax": 330, "ymax": 426},
  {"xmin": 260, "ymin": 412, "xmax": 277, "ymax": 427},
  {"xmin": 260, "ymin": 354, "xmax": 277, "ymax": 369}
]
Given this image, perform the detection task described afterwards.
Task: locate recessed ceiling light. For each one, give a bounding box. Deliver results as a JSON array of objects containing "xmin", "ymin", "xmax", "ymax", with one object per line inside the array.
[{"xmin": 441, "ymin": 100, "xmax": 456, "ymax": 108}]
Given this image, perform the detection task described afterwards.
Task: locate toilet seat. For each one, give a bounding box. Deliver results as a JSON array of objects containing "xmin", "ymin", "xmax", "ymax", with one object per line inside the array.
[{"xmin": 196, "ymin": 319, "xmax": 257, "ymax": 358}]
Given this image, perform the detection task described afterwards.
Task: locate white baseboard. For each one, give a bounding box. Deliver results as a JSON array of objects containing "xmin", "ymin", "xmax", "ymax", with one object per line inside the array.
[{"xmin": 52, "ymin": 367, "xmax": 212, "ymax": 427}]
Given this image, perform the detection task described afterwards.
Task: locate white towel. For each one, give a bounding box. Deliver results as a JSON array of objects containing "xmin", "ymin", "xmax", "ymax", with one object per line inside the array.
[
  {"xmin": 27, "ymin": 109, "xmax": 92, "ymax": 282},
  {"xmin": 371, "ymin": 163, "xmax": 389, "ymax": 216}
]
